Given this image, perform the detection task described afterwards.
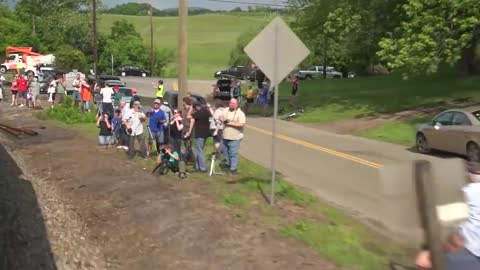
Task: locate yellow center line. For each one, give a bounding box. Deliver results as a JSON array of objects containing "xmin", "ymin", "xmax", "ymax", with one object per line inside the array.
[{"xmin": 247, "ymin": 125, "xmax": 384, "ymax": 169}]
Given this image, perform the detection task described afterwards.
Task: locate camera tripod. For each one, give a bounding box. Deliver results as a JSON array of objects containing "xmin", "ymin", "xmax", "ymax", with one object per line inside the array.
[{"xmin": 209, "ymin": 151, "xmax": 223, "ymax": 176}]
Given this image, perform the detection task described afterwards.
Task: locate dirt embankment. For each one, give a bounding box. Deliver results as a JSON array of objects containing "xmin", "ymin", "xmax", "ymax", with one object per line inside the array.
[{"xmin": 0, "ymin": 104, "xmax": 341, "ymax": 270}]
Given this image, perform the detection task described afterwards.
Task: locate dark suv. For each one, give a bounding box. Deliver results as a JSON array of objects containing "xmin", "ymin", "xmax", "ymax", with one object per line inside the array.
[{"xmin": 214, "ymin": 66, "xmax": 255, "ymax": 81}]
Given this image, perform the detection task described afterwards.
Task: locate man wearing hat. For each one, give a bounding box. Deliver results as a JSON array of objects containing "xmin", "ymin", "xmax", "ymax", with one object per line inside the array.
[
  {"xmin": 123, "ymin": 100, "xmax": 147, "ymax": 159},
  {"xmin": 147, "ymin": 99, "xmax": 166, "ymax": 157},
  {"xmin": 160, "ymin": 100, "xmax": 172, "ymax": 143},
  {"xmin": 185, "ymin": 100, "xmax": 211, "ymax": 172}
]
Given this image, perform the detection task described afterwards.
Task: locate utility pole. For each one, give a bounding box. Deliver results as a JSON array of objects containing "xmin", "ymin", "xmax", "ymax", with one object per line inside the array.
[
  {"xmin": 323, "ymin": 36, "xmax": 327, "ymax": 80},
  {"xmin": 178, "ymin": 0, "xmax": 188, "ymax": 105},
  {"xmin": 32, "ymin": 15, "xmax": 36, "ymax": 36},
  {"xmin": 92, "ymin": 0, "xmax": 98, "ymax": 78},
  {"xmin": 149, "ymin": 3, "xmax": 154, "ymax": 76}
]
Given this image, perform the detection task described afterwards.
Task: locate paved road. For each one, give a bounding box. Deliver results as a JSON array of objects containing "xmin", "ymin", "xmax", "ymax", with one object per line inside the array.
[
  {"xmin": 122, "ymin": 76, "xmax": 216, "ymax": 98},
  {"xmin": 122, "ymin": 77, "xmax": 450, "ymax": 245}
]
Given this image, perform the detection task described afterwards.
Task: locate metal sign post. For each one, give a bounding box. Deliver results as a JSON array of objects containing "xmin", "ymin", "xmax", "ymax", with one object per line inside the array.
[{"xmin": 244, "ymin": 17, "xmax": 310, "ymax": 205}]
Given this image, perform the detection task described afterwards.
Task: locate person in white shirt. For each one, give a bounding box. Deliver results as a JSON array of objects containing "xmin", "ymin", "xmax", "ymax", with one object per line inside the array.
[
  {"xmin": 210, "ymin": 99, "xmax": 227, "ymax": 154},
  {"xmin": 71, "ymin": 74, "xmax": 82, "ymax": 107},
  {"xmin": 0, "ymin": 73, "xmax": 5, "ymax": 101},
  {"xmin": 123, "ymin": 101, "xmax": 147, "ymax": 159},
  {"xmin": 99, "ymin": 82, "xmax": 115, "ymax": 118}
]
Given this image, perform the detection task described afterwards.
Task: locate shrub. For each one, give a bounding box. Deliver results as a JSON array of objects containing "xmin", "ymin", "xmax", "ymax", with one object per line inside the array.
[{"xmin": 40, "ymin": 98, "xmax": 97, "ymax": 124}]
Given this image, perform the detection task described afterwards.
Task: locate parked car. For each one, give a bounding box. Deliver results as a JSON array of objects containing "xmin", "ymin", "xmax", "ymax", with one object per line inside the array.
[
  {"xmin": 296, "ymin": 66, "xmax": 343, "ymax": 79},
  {"xmin": 416, "ymin": 107, "xmax": 480, "ymax": 161},
  {"xmin": 104, "ymin": 80, "xmax": 126, "ymax": 87},
  {"xmin": 38, "ymin": 69, "xmax": 64, "ymax": 94},
  {"xmin": 114, "ymin": 87, "xmax": 133, "ymax": 106},
  {"xmin": 163, "ymin": 90, "xmax": 206, "ymax": 110},
  {"xmin": 214, "ymin": 66, "xmax": 255, "ymax": 81},
  {"xmin": 117, "ymin": 65, "xmax": 149, "ymax": 77},
  {"xmin": 213, "ymin": 78, "xmax": 233, "ymax": 100},
  {"xmin": 99, "ymin": 75, "xmax": 121, "ymax": 81}
]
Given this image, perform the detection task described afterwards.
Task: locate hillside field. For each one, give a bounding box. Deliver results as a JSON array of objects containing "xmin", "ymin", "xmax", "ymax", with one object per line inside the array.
[{"xmin": 99, "ymin": 13, "xmax": 274, "ymax": 79}]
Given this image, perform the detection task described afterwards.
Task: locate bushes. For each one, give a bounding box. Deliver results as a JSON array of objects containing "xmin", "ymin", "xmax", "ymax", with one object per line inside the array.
[{"xmin": 39, "ymin": 96, "xmax": 97, "ymax": 124}]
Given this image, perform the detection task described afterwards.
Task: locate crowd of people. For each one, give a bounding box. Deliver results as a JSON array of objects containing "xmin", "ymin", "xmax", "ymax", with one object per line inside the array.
[
  {"xmin": 90, "ymin": 80, "xmax": 247, "ymax": 175},
  {"xmin": 2, "ymin": 70, "xmax": 248, "ymax": 175}
]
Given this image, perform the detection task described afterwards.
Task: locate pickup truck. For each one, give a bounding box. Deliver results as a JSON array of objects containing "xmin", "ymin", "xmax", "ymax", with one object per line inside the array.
[{"xmin": 297, "ymin": 66, "xmax": 343, "ymax": 79}]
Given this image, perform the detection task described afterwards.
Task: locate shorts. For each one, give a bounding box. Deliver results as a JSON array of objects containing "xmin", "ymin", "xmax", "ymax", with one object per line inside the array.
[
  {"xmin": 246, "ymin": 98, "xmax": 254, "ymax": 104},
  {"xmin": 19, "ymin": 91, "xmax": 27, "ymax": 99},
  {"xmin": 211, "ymin": 129, "xmax": 223, "ymax": 143},
  {"xmin": 72, "ymin": 91, "xmax": 81, "ymax": 101},
  {"xmin": 149, "ymin": 131, "xmax": 165, "ymax": 144},
  {"xmin": 11, "ymin": 90, "xmax": 18, "ymax": 96}
]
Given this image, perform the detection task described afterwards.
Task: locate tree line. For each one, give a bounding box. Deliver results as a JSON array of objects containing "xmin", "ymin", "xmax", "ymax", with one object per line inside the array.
[
  {"xmin": 288, "ymin": 0, "xmax": 479, "ymax": 75},
  {"xmin": 103, "ymin": 2, "xmax": 288, "ymax": 17},
  {"xmin": 0, "ymin": 0, "xmax": 173, "ymax": 76},
  {"xmin": 230, "ymin": 0, "xmax": 479, "ymax": 76}
]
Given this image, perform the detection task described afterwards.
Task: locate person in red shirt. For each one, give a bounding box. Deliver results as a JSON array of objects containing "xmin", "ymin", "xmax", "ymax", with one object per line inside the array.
[
  {"xmin": 10, "ymin": 74, "xmax": 19, "ymax": 107},
  {"xmin": 289, "ymin": 75, "xmax": 299, "ymax": 104},
  {"xmin": 17, "ymin": 75, "xmax": 28, "ymax": 107}
]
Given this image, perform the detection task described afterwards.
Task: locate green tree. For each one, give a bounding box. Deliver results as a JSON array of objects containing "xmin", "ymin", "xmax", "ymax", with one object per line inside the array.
[
  {"xmin": 0, "ymin": 3, "xmax": 32, "ymax": 52},
  {"xmin": 55, "ymin": 46, "xmax": 88, "ymax": 72},
  {"xmin": 14, "ymin": 0, "xmax": 93, "ymax": 54},
  {"xmin": 378, "ymin": 0, "xmax": 480, "ymax": 74},
  {"xmin": 289, "ymin": 0, "xmax": 405, "ymax": 74},
  {"xmin": 98, "ymin": 19, "xmax": 174, "ymax": 76}
]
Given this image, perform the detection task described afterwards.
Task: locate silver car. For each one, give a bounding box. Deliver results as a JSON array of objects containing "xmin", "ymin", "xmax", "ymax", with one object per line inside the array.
[{"xmin": 416, "ymin": 107, "xmax": 480, "ymax": 161}]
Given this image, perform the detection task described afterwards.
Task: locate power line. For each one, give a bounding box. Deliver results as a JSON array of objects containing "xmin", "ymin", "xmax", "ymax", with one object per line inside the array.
[{"xmin": 205, "ymin": 0, "xmax": 288, "ymax": 8}]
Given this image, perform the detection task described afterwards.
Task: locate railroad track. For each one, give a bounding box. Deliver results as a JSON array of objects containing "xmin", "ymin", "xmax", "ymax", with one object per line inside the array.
[{"xmin": 0, "ymin": 123, "xmax": 38, "ymax": 138}]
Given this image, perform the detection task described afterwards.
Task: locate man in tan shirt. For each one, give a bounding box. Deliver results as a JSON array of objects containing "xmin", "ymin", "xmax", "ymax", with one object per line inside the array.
[{"xmin": 220, "ymin": 98, "xmax": 246, "ymax": 174}]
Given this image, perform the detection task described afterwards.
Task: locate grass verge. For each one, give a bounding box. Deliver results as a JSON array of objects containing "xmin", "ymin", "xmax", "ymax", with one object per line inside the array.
[
  {"xmin": 38, "ymin": 107, "xmax": 408, "ymax": 270},
  {"xmin": 355, "ymin": 116, "xmax": 432, "ymax": 146},
  {"xmin": 276, "ymin": 70, "xmax": 480, "ymax": 123}
]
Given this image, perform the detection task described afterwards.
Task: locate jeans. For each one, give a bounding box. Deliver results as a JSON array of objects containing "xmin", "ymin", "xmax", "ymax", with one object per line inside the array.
[
  {"xmin": 83, "ymin": 101, "xmax": 90, "ymax": 111},
  {"xmin": 194, "ymin": 137, "xmax": 207, "ymax": 171},
  {"xmin": 171, "ymin": 137, "xmax": 182, "ymax": 156},
  {"xmin": 72, "ymin": 91, "xmax": 81, "ymax": 101},
  {"xmin": 102, "ymin": 103, "xmax": 114, "ymax": 117},
  {"xmin": 115, "ymin": 128, "xmax": 129, "ymax": 146},
  {"xmin": 183, "ymin": 137, "xmax": 194, "ymax": 163},
  {"xmin": 222, "ymin": 139, "xmax": 241, "ymax": 171},
  {"xmin": 446, "ymin": 249, "xmax": 480, "ymax": 270},
  {"xmin": 149, "ymin": 131, "xmax": 165, "ymax": 145},
  {"xmin": 128, "ymin": 133, "xmax": 147, "ymax": 158},
  {"xmin": 98, "ymin": 135, "xmax": 112, "ymax": 145}
]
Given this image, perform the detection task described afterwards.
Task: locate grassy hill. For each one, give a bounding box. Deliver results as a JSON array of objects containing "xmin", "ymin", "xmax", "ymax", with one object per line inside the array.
[{"xmin": 99, "ymin": 13, "xmax": 274, "ymax": 79}]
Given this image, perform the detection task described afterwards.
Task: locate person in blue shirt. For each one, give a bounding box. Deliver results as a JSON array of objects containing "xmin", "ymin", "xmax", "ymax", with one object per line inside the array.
[
  {"xmin": 111, "ymin": 109, "xmax": 128, "ymax": 149},
  {"xmin": 147, "ymin": 99, "xmax": 166, "ymax": 157}
]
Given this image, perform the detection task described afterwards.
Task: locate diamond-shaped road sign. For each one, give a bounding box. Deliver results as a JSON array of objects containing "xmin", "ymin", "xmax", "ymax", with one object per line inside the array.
[
  {"xmin": 243, "ymin": 17, "xmax": 310, "ymax": 206},
  {"xmin": 244, "ymin": 17, "xmax": 310, "ymax": 86}
]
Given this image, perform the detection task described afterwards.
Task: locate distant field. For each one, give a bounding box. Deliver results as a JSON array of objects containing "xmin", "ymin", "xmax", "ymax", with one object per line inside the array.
[{"xmin": 98, "ymin": 13, "xmax": 273, "ymax": 79}]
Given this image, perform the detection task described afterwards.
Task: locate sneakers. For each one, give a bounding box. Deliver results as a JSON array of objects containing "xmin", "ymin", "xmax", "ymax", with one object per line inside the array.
[
  {"xmin": 228, "ymin": 170, "xmax": 238, "ymax": 175},
  {"xmin": 19, "ymin": 104, "xmax": 24, "ymax": 107},
  {"xmin": 116, "ymin": 145, "xmax": 123, "ymax": 149}
]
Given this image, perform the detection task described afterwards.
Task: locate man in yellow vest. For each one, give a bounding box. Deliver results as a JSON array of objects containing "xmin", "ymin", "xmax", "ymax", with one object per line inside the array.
[{"xmin": 155, "ymin": 80, "xmax": 164, "ymax": 100}]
